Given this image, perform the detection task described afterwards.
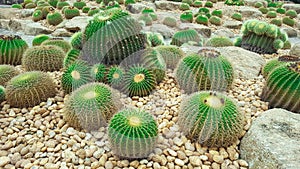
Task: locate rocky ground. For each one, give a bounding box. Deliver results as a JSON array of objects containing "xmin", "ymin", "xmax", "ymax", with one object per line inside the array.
[{"xmin": 0, "ymin": 0, "xmax": 300, "ymax": 169}]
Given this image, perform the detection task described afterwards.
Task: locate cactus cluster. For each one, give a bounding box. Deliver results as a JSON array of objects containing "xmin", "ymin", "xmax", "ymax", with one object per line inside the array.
[
  {"xmin": 175, "ymin": 48, "xmax": 234, "ymax": 94},
  {"xmin": 225, "ymin": 0, "xmax": 244, "ymax": 6},
  {"xmin": 5, "ymin": 71, "xmax": 57, "ymax": 108},
  {"xmin": 240, "ymin": 19, "xmax": 288, "ymax": 54},
  {"xmin": 178, "ymin": 91, "xmax": 244, "ymax": 147},
  {"xmin": 171, "ymin": 29, "xmax": 201, "ymax": 46},
  {"xmin": 64, "ymin": 82, "xmax": 122, "ymax": 131},
  {"xmin": 261, "ymin": 62, "xmax": 300, "ymax": 113},
  {"xmin": 108, "ymin": 108, "xmax": 158, "ymax": 159},
  {"xmin": 0, "ymin": 35, "xmax": 28, "ymax": 65},
  {"xmin": 0, "ymin": 65, "xmax": 19, "ymax": 86}
]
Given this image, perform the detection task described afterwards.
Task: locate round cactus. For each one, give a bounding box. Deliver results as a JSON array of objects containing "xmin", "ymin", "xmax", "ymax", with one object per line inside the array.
[
  {"xmin": 82, "ymin": 9, "xmax": 147, "ymax": 65},
  {"xmin": 41, "ymin": 38, "xmax": 71, "ymax": 53},
  {"xmin": 211, "ymin": 9, "xmax": 222, "ymax": 18},
  {"xmin": 64, "ymin": 6, "xmax": 80, "ymax": 19},
  {"xmin": 42, "ymin": 6, "xmax": 55, "ymax": 19},
  {"xmin": 285, "ymin": 9, "xmax": 297, "ymax": 18},
  {"xmin": 266, "ymin": 11, "xmax": 277, "ymax": 18},
  {"xmin": 138, "ymin": 14, "xmax": 152, "ymax": 26},
  {"xmin": 276, "ymin": 8, "xmax": 286, "ymax": 14},
  {"xmin": 73, "ymin": 0, "xmax": 86, "ymax": 9},
  {"xmin": 48, "ymin": 0, "xmax": 58, "ymax": 7},
  {"xmin": 125, "ymin": 0, "xmax": 135, "ymax": 5},
  {"xmin": 5, "ymin": 71, "xmax": 56, "ymax": 108},
  {"xmin": 25, "ymin": 2, "xmax": 36, "ymax": 8},
  {"xmin": 0, "ymin": 35, "xmax": 28, "ymax": 65},
  {"xmin": 162, "ymin": 16, "xmax": 177, "ymax": 27},
  {"xmin": 64, "ymin": 48, "xmax": 80, "ymax": 68},
  {"xmin": 46, "ymin": 10, "xmax": 63, "ymax": 26},
  {"xmin": 154, "ymin": 45, "xmax": 185, "ymax": 69},
  {"xmin": 180, "ymin": 11, "xmax": 193, "ymax": 23},
  {"xmin": 70, "ymin": 32, "xmax": 82, "ymax": 50},
  {"xmin": 146, "ymin": 32, "xmax": 164, "ymax": 47},
  {"xmin": 64, "ymin": 82, "xmax": 122, "ymax": 130},
  {"xmin": 12, "ymin": 4, "xmax": 23, "ymax": 9},
  {"xmin": 178, "ymin": 91, "xmax": 244, "ymax": 147},
  {"xmin": 0, "ymin": 85, "xmax": 5, "ymax": 103},
  {"xmin": 233, "ymin": 36, "xmax": 242, "ymax": 47},
  {"xmin": 205, "ymin": 36, "xmax": 233, "ymax": 47},
  {"xmin": 0, "ymin": 65, "xmax": 19, "ymax": 86},
  {"xmin": 108, "ymin": 108, "xmax": 158, "ymax": 159},
  {"xmin": 61, "ymin": 60, "xmax": 93, "ymax": 94},
  {"xmin": 209, "ymin": 16, "xmax": 221, "ymax": 26},
  {"xmin": 141, "ymin": 7, "xmax": 154, "ymax": 14},
  {"xmin": 231, "ymin": 12, "xmax": 242, "ymax": 21},
  {"xmin": 56, "ymin": 0, "xmax": 70, "ymax": 9},
  {"xmin": 270, "ymin": 18, "xmax": 282, "ymax": 26},
  {"xmin": 179, "ymin": 3, "xmax": 190, "ymax": 11},
  {"xmin": 87, "ymin": 7, "xmax": 99, "ymax": 16},
  {"xmin": 82, "ymin": 6, "xmax": 90, "ymax": 13},
  {"xmin": 22, "ymin": 45, "xmax": 65, "ymax": 72},
  {"xmin": 254, "ymin": 2, "xmax": 263, "ymax": 8},
  {"xmin": 204, "ymin": 1, "xmax": 213, "ymax": 7},
  {"xmin": 182, "ymin": 0, "xmax": 193, "ymax": 5},
  {"xmin": 282, "ymin": 17, "xmax": 295, "ymax": 27},
  {"xmin": 32, "ymin": 34, "xmax": 50, "ymax": 46},
  {"xmin": 198, "ymin": 7, "xmax": 210, "ymax": 14},
  {"xmin": 32, "ymin": 10, "xmax": 44, "ymax": 22},
  {"xmin": 259, "ymin": 7, "xmax": 268, "ymax": 14},
  {"xmin": 91, "ymin": 63, "xmax": 107, "ymax": 82},
  {"xmin": 120, "ymin": 65, "xmax": 156, "ymax": 97},
  {"xmin": 282, "ymin": 40, "xmax": 291, "ymax": 49},
  {"xmin": 195, "ymin": 15, "xmax": 209, "ymax": 25},
  {"xmin": 261, "ymin": 62, "xmax": 300, "ymax": 113},
  {"xmin": 262, "ymin": 55, "xmax": 300, "ymax": 78},
  {"xmin": 171, "ymin": 29, "xmax": 201, "ymax": 47},
  {"xmin": 107, "ymin": 66, "xmax": 124, "ymax": 86},
  {"xmin": 193, "ymin": 0, "xmax": 203, "ymax": 7},
  {"xmin": 175, "ymin": 48, "xmax": 234, "ymax": 94}
]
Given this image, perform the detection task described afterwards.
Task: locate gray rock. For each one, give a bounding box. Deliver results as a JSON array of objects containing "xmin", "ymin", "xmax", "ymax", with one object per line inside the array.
[
  {"xmin": 64, "ymin": 16, "xmax": 92, "ymax": 32},
  {"xmin": 218, "ymin": 46, "xmax": 265, "ymax": 79},
  {"xmin": 150, "ymin": 24, "xmax": 175, "ymax": 38},
  {"xmin": 8, "ymin": 19, "xmax": 52, "ymax": 35},
  {"xmin": 283, "ymin": 4, "xmax": 300, "ymax": 13},
  {"xmin": 0, "ymin": 8, "xmax": 19, "ymax": 19},
  {"xmin": 282, "ymin": 27, "xmax": 298, "ymax": 38},
  {"xmin": 244, "ymin": 0, "xmax": 267, "ymax": 7},
  {"xmin": 222, "ymin": 6, "xmax": 239, "ymax": 17},
  {"xmin": 212, "ymin": 29, "xmax": 235, "ymax": 38},
  {"xmin": 155, "ymin": 1, "xmax": 181, "ymax": 10},
  {"xmin": 126, "ymin": 2, "xmax": 156, "ymax": 14},
  {"xmin": 289, "ymin": 43, "xmax": 300, "ymax": 57},
  {"xmin": 178, "ymin": 23, "xmax": 212, "ymax": 38},
  {"xmin": 0, "ymin": 19, "xmax": 10, "ymax": 29},
  {"xmin": 223, "ymin": 20, "xmax": 243, "ymax": 29},
  {"xmin": 52, "ymin": 28, "xmax": 72, "ymax": 37},
  {"xmin": 238, "ymin": 6, "xmax": 263, "ymax": 18},
  {"xmin": 240, "ymin": 108, "xmax": 300, "ymax": 169},
  {"xmin": 20, "ymin": 9, "xmax": 34, "ymax": 18}
]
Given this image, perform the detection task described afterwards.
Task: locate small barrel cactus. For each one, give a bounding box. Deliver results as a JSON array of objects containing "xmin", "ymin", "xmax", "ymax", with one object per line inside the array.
[
  {"xmin": 180, "ymin": 11, "xmax": 193, "ymax": 23},
  {"xmin": 41, "ymin": 38, "xmax": 71, "ymax": 53},
  {"xmin": 276, "ymin": 8, "xmax": 286, "ymax": 14},
  {"xmin": 154, "ymin": 45, "xmax": 185, "ymax": 69},
  {"xmin": 5, "ymin": 71, "xmax": 57, "ymax": 108},
  {"xmin": 266, "ymin": 11, "xmax": 277, "ymax": 18},
  {"xmin": 146, "ymin": 32, "xmax": 164, "ymax": 47},
  {"xmin": 108, "ymin": 108, "xmax": 158, "ymax": 159},
  {"xmin": 25, "ymin": 2, "xmax": 36, "ymax": 8},
  {"xmin": 64, "ymin": 48, "xmax": 80, "ymax": 68},
  {"xmin": 262, "ymin": 55, "xmax": 300, "ymax": 78},
  {"xmin": 193, "ymin": 0, "xmax": 203, "ymax": 7},
  {"xmin": 179, "ymin": 3, "xmax": 190, "ymax": 11},
  {"xmin": 175, "ymin": 48, "xmax": 234, "ymax": 94},
  {"xmin": 70, "ymin": 32, "xmax": 82, "ymax": 50},
  {"xmin": 171, "ymin": 29, "xmax": 201, "ymax": 46},
  {"xmin": 0, "ymin": 85, "xmax": 5, "ymax": 103},
  {"xmin": 196, "ymin": 15, "xmax": 209, "ymax": 25},
  {"xmin": 270, "ymin": 18, "xmax": 282, "ymax": 26},
  {"xmin": 22, "ymin": 45, "xmax": 65, "ymax": 72},
  {"xmin": 32, "ymin": 9, "xmax": 43, "ymax": 22},
  {"xmin": 259, "ymin": 7, "xmax": 268, "ymax": 14},
  {"xmin": 0, "ymin": 35, "xmax": 28, "ymax": 65},
  {"xmin": 211, "ymin": 9, "xmax": 222, "ymax": 18},
  {"xmin": 261, "ymin": 62, "xmax": 300, "ymax": 113},
  {"xmin": 162, "ymin": 16, "xmax": 177, "ymax": 27},
  {"xmin": 61, "ymin": 60, "xmax": 93, "ymax": 94},
  {"xmin": 282, "ymin": 17, "xmax": 295, "ymax": 27},
  {"xmin": 231, "ymin": 12, "xmax": 242, "ymax": 21},
  {"xmin": 204, "ymin": 1, "xmax": 213, "ymax": 7},
  {"xmin": 56, "ymin": 0, "xmax": 70, "ymax": 9},
  {"xmin": 285, "ymin": 9, "xmax": 297, "ymax": 18},
  {"xmin": 178, "ymin": 91, "xmax": 244, "ymax": 147},
  {"xmin": 64, "ymin": 82, "xmax": 122, "ymax": 130},
  {"xmin": 138, "ymin": 14, "xmax": 152, "ymax": 26},
  {"xmin": 198, "ymin": 7, "xmax": 210, "ymax": 14},
  {"xmin": 46, "ymin": 10, "xmax": 63, "ymax": 26},
  {"xmin": 0, "ymin": 65, "xmax": 19, "ymax": 86},
  {"xmin": 233, "ymin": 36, "xmax": 242, "ymax": 47},
  {"xmin": 106, "ymin": 66, "xmax": 124, "ymax": 87},
  {"xmin": 73, "ymin": 0, "xmax": 86, "ymax": 9},
  {"xmin": 42, "ymin": 6, "xmax": 55, "ymax": 19},
  {"xmin": 209, "ymin": 16, "xmax": 222, "ymax": 26},
  {"xmin": 48, "ymin": 0, "xmax": 58, "ymax": 7},
  {"xmin": 32, "ymin": 34, "xmax": 50, "ymax": 46},
  {"xmin": 205, "ymin": 36, "xmax": 233, "ymax": 47},
  {"xmin": 64, "ymin": 6, "xmax": 80, "ymax": 19},
  {"xmin": 12, "ymin": 4, "xmax": 23, "ymax": 9},
  {"xmin": 82, "ymin": 6, "xmax": 90, "ymax": 13},
  {"xmin": 91, "ymin": 63, "xmax": 107, "ymax": 82},
  {"xmin": 87, "ymin": 7, "xmax": 99, "ymax": 16}
]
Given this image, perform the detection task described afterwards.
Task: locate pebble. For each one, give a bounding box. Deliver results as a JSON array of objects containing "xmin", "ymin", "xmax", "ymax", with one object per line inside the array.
[
  {"xmin": 105, "ymin": 161, "xmax": 114, "ymax": 169},
  {"xmin": 0, "ymin": 156, "xmax": 10, "ymax": 167},
  {"xmin": 168, "ymin": 149, "xmax": 177, "ymax": 157},
  {"xmin": 66, "ymin": 127, "xmax": 76, "ymax": 135},
  {"xmin": 213, "ymin": 155, "xmax": 224, "ymax": 164},
  {"xmin": 44, "ymin": 163, "xmax": 59, "ymax": 169},
  {"xmin": 199, "ymin": 155, "xmax": 209, "ymax": 161},
  {"xmin": 174, "ymin": 159, "xmax": 185, "ymax": 166},
  {"xmin": 173, "ymin": 137, "xmax": 183, "ymax": 146},
  {"xmin": 190, "ymin": 156, "xmax": 202, "ymax": 166}
]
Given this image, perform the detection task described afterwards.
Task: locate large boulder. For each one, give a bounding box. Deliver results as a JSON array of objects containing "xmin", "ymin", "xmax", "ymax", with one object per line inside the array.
[
  {"xmin": 240, "ymin": 109, "xmax": 300, "ymax": 169},
  {"xmin": 150, "ymin": 24, "xmax": 175, "ymax": 38},
  {"xmin": 223, "ymin": 20, "xmax": 243, "ymax": 29},
  {"xmin": 64, "ymin": 16, "xmax": 92, "ymax": 32},
  {"xmin": 244, "ymin": 0, "xmax": 267, "ymax": 7},
  {"xmin": 155, "ymin": 1, "xmax": 181, "ymax": 10},
  {"xmin": 8, "ymin": 19, "xmax": 52, "ymax": 35},
  {"xmin": 283, "ymin": 4, "xmax": 300, "ymax": 13},
  {"xmin": 0, "ymin": 8, "xmax": 19, "ymax": 19},
  {"xmin": 238, "ymin": 6, "xmax": 263, "ymax": 18},
  {"xmin": 289, "ymin": 43, "xmax": 300, "ymax": 57}
]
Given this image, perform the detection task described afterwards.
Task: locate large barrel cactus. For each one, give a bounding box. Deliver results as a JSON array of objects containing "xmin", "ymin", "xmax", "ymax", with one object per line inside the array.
[
  {"xmin": 5, "ymin": 71, "xmax": 57, "ymax": 108},
  {"xmin": 108, "ymin": 108, "xmax": 158, "ymax": 159},
  {"xmin": 81, "ymin": 8, "xmax": 147, "ymax": 65},
  {"xmin": 171, "ymin": 29, "xmax": 201, "ymax": 46},
  {"xmin": 175, "ymin": 48, "xmax": 234, "ymax": 94},
  {"xmin": 261, "ymin": 62, "xmax": 300, "ymax": 113},
  {"xmin": 178, "ymin": 91, "xmax": 244, "ymax": 147},
  {"xmin": 0, "ymin": 35, "xmax": 28, "ymax": 65},
  {"xmin": 0, "ymin": 65, "xmax": 19, "ymax": 86},
  {"xmin": 63, "ymin": 82, "xmax": 122, "ymax": 131},
  {"xmin": 240, "ymin": 19, "xmax": 288, "ymax": 54}
]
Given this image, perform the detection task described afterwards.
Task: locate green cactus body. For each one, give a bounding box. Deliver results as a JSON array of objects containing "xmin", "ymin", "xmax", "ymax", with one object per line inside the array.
[
  {"xmin": 285, "ymin": 9, "xmax": 297, "ymax": 18},
  {"xmin": 254, "ymin": 2, "xmax": 263, "ymax": 8},
  {"xmin": 32, "ymin": 34, "xmax": 50, "ymax": 46},
  {"xmin": 162, "ymin": 17, "xmax": 177, "ymax": 27},
  {"xmin": 204, "ymin": 1, "xmax": 213, "ymax": 7},
  {"xmin": 42, "ymin": 6, "xmax": 54, "ymax": 19},
  {"xmin": 276, "ymin": 8, "xmax": 286, "ymax": 14},
  {"xmin": 138, "ymin": 14, "xmax": 152, "ymax": 26},
  {"xmin": 224, "ymin": 0, "xmax": 244, "ymax": 6},
  {"xmin": 48, "ymin": 0, "xmax": 58, "ymax": 7},
  {"xmin": 211, "ymin": 9, "xmax": 222, "ymax": 18},
  {"xmin": 282, "ymin": 17, "xmax": 295, "ymax": 27},
  {"xmin": 82, "ymin": 6, "xmax": 90, "ymax": 13},
  {"xmin": 233, "ymin": 37, "xmax": 242, "ymax": 47},
  {"xmin": 178, "ymin": 91, "xmax": 244, "ymax": 147},
  {"xmin": 209, "ymin": 16, "xmax": 221, "ymax": 26},
  {"xmin": 180, "ymin": 11, "xmax": 193, "ymax": 23},
  {"xmin": 146, "ymin": 32, "xmax": 164, "ymax": 47},
  {"xmin": 12, "ymin": 4, "xmax": 23, "ymax": 9},
  {"xmin": 231, "ymin": 12, "xmax": 242, "ymax": 21},
  {"xmin": 270, "ymin": 18, "xmax": 282, "ymax": 26},
  {"xmin": 37, "ymin": 1, "xmax": 50, "ymax": 7},
  {"xmin": 182, "ymin": 0, "xmax": 193, "ymax": 5},
  {"xmin": 91, "ymin": 63, "xmax": 107, "ymax": 82},
  {"xmin": 149, "ymin": 13, "xmax": 157, "ymax": 21},
  {"xmin": 198, "ymin": 7, "xmax": 210, "ymax": 14},
  {"xmin": 125, "ymin": 0, "xmax": 135, "ymax": 5},
  {"xmin": 282, "ymin": 40, "xmax": 291, "ymax": 49},
  {"xmin": 121, "ymin": 65, "xmax": 156, "ymax": 97},
  {"xmin": 205, "ymin": 36, "xmax": 233, "ymax": 47},
  {"xmin": 175, "ymin": 48, "xmax": 234, "ymax": 94},
  {"xmin": 0, "ymin": 35, "xmax": 28, "ymax": 65},
  {"xmin": 196, "ymin": 15, "xmax": 209, "ymax": 25},
  {"xmin": 56, "ymin": 0, "xmax": 70, "ymax": 9},
  {"xmin": 108, "ymin": 108, "xmax": 158, "ymax": 159},
  {"xmin": 25, "ymin": 2, "xmax": 36, "ymax": 8},
  {"xmin": 107, "ymin": 66, "xmax": 124, "ymax": 86},
  {"xmin": 193, "ymin": 0, "xmax": 202, "ymax": 7},
  {"xmin": 5, "ymin": 71, "xmax": 56, "ymax": 108},
  {"xmin": 32, "ymin": 9, "xmax": 43, "ymax": 22},
  {"xmin": 64, "ymin": 82, "xmax": 122, "ymax": 130},
  {"xmin": 179, "ymin": 3, "xmax": 190, "ymax": 11},
  {"xmin": 64, "ymin": 6, "xmax": 80, "ymax": 19},
  {"xmin": 46, "ymin": 11, "xmax": 63, "ymax": 26},
  {"xmin": 70, "ymin": 32, "xmax": 82, "ymax": 50},
  {"xmin": 261, "ymin": 63, "xmax": 300, "ymax": 113},
  {"xmin": 73, "ymin": 0, "xmax": 86, "ymax": 9},
  {"xmin": 262, "ymin": 55, "xmax": 300, "ymax": 78},
  {"xmin": 171, "ymin": 29, "xmax": 201, "ymax": 47},
  {"xmin": 87, "ymin": 8, "xmax": 99, "ymax": 16},
  {"xmin": 61, "ymin": 60, "xmax": 93, "ymax": 94},
  {"xmin": 41, "ymin": 38, "xmax": 71, "ymax": 53},
  {"xmin": 64, "ymin": 49, "xmax": 80, "ymax": 68},
  {"xmin": 0, "ymin": 65, "xmax": 19, "ymax": 86},
  {"xmin": 259, "ymin": 7, "xmax": 268, "ymax": 14},
  {"xmin": 0, "ymin": 85, "xmax": 5, "ymax": 103},
  {"xmin": 154, "ymin": 45, "xmax": 185, "ymax": 69},
  {"xmin": 22, "ymin": 45, "xmax": 65, "ymax": 72},
  {"xmin": 266, "ymin": 11, "xmax": 277, "ymax": 18},
  {"xmin": 82, "ymin": 9, "xmax": 147, "ymax": 65}
]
